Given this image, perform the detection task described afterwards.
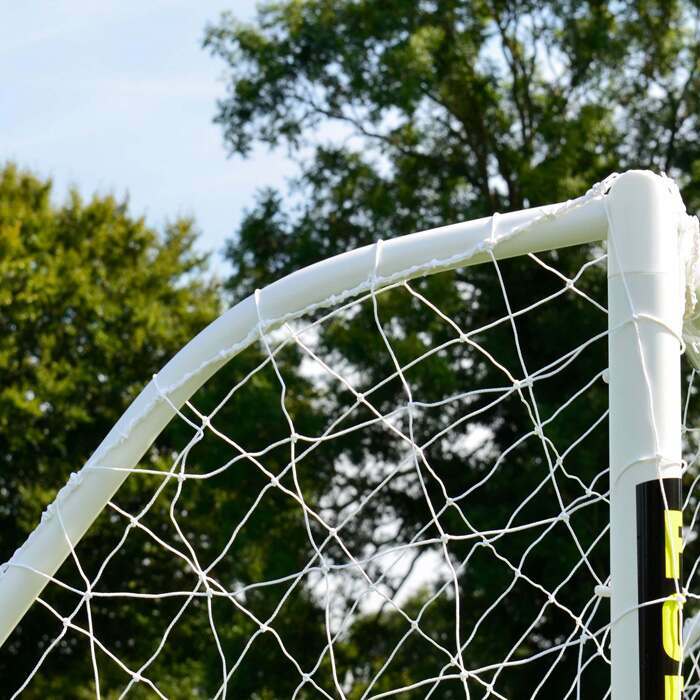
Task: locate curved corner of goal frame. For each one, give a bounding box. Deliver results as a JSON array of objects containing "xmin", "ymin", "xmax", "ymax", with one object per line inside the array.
[{"xmin": 0, "ymin": 171, "xmax": 630, "ymax": 651}]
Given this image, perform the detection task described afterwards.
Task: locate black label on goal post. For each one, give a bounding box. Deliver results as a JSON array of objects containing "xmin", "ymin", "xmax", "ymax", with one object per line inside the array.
[{"xmin": 637, "ymin": 478, "xmax": 683, "ymax": 699}]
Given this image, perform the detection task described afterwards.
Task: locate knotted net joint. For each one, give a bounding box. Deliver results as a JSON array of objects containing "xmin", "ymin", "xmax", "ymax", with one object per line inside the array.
[
  {"xmin": 594, "ymin": 585, "xmax": 611, "ymax": 598},
  {"xmin": 513, "ymin": 377, "xmax": 533, "ymax": 392}
]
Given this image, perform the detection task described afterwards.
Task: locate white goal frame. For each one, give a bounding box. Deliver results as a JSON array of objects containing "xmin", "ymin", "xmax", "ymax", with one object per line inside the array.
[{"xmin": 0, "ymin": 170, "xmax": 695, "ymax": 698}]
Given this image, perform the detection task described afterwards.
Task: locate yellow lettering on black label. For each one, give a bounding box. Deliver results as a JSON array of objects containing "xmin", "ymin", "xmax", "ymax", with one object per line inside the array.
[
  {"xmin": 664, "ymin": 673, "xmax": 683, "ymax": 699},
  {"xmin": 662, "ymin": 598, "xmax": 682, "ymax": 662},
  {"xmin": 663, "ymin": 508, "xmax": 683, "ymax": 699},
  {"xmin": 665, "ymin": 509, "xmax": 683, "ymax": 580}
]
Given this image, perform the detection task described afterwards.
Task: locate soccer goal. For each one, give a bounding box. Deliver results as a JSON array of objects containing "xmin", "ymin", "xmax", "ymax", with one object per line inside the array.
[{"xmin": 1, "ymin": 170, "xmax": 699, "ymax": 698}]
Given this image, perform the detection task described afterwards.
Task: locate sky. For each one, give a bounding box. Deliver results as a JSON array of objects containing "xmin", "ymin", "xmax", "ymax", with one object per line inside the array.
[{"xmin": 0, "ymin": 0, "xmax": 296, "ymax": 268}]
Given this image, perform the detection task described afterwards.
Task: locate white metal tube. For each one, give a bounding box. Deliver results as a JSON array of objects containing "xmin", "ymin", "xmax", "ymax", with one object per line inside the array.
[
  {"xmin": 607, "ymin": 171, "xmax": 684, "ymax": 698},
  {"xmin": 0, "ymin": 191, "xmax": 609, "ymax": 647}
]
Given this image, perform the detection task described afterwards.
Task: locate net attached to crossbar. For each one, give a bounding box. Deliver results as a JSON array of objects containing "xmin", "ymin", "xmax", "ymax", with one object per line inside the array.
[{"xmin": 4, "ymin": 175, "xmax": 700, "ymax": 699}]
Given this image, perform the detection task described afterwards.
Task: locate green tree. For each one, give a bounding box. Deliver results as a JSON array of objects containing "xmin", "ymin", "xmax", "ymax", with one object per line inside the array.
[
  {"xmin": 199, "ymin": 0, "xmax": 700, "ymax": 696},
  {"xmin": 0, "ymin": 164, "xmax": 220, "ymax": 696},
  {"xmin": 0, "ymin": 165, "xmax": 346, "ymax": 698}
]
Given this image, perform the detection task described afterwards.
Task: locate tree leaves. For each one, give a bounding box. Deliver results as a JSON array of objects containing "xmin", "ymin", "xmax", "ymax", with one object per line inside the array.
[{"xmin": 0, "ymin": 164, "xmax": 219, "ymax": 693}]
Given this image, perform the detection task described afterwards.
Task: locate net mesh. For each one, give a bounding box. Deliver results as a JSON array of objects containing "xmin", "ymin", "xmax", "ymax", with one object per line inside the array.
[
  {"xmin": 681, "ymin": 371, "xmax": 700, "ymax": 698},
  {"xmin": 4, "ymin": 194, "xmax": 700, "ymax": 699}
]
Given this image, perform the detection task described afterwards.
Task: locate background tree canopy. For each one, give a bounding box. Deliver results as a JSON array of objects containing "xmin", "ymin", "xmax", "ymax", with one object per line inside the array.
[
  {"xmin": 0, "ymin": 164, "xmax": 220, "ymax": 696},
  {"xmin": 2, "ymin": 1, "xmax": 700, "ymax": 697}
]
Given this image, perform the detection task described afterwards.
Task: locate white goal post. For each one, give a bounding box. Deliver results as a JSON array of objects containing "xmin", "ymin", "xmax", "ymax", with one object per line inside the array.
[{"xmin": 1, "ymin": 170, "xmax": 699, "ymax": 698}]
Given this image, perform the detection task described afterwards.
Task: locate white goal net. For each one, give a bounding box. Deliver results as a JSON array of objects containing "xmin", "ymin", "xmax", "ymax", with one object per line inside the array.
[{"xmin": 3, "ymin": 171, "xmax": 700, "ymax": 699}]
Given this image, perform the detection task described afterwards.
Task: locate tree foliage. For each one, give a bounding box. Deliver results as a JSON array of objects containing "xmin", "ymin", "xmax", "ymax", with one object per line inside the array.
[
  {"xmin": 206, "ymin": 0, "xmax": 700, "ymax": 237},
  {"xmin": 0, "ymin": 164, "xmax": 220, "ymax": 695},
  {"xmin": 5, "ymin": 0, "xmax": 700, "ymax": 696},
  {"xmin": 200, "ymin": 0, "xmax": 700, "ymax": 695}
]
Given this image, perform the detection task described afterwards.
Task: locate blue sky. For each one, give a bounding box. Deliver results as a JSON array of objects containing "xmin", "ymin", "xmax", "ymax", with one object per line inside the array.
[{"xmin": 0, "ymin": 1, "xmax": 296, "ymax": 268}]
